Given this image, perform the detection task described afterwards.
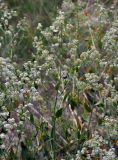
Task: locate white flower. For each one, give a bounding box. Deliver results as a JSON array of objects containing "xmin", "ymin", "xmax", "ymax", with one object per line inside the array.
[
  {"xmin": 5, "ymin": 30, "xmax": 12, "ymax": 35},
  {"xmin": 37, "ymin": 23, "xmax": 42, "ymax": 30},
  {"xmin": 0, "ymin": 144, "xmax": 5, "ymax": 149},
  {"xmin": 0, "ymin": 133, "xmax": 6, "ymax": 139},
  {"xmin": 81, "ymin": 148, "xmax": 86, "ymax": 154},
  {"xmin": 4, "ymin": 19, "xmax": 8, "ymax": 25},
  {"xmin": 27, "ymin": 103, "xmax": 34, "ymax": 108},
  {"xmin": 13, "ymin": 123, "xmax": 17, "ymax": 127},
  {"xmin": 4, "ymin": 123, "xmax": 12, "ymax": 129},
  {"xmin": 8, "ymin": 118, "xmax": 15, "ymax": 123},
  {"xmin": 0, "ymin": 112, "xmax": 9, "ymax": 117}
]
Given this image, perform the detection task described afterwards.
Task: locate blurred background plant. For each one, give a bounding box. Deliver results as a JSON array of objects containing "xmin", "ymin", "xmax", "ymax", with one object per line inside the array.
[
  {"xmin": 5, "ymin": 0, "xmax": 63, "ymax": 27},
  {"xmin": 0, "ymin": 0, "xmax": 63, "ymax": 61}
]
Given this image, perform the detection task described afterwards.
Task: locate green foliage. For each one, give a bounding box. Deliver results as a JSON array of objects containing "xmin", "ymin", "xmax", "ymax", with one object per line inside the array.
[{"xmin": 6, "ymin": 0, "xmax": 63, "ymax": 27}]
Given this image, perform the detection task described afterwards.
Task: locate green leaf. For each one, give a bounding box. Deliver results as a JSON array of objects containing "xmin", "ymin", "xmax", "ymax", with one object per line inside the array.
[
  {"xmin": 77, "ymin": 129, "xmax": 81, "ymax": 140},
  {"xmin": 65, "ymin": 129, "xmax": 71, "ymax": 139},
  {"xmin": 55, "ymin": 108, "xmax": 63, "ymax": 118},
  {"xmin": 63, "ymin": 93, "xmax": 68, "ymax": 102},
  {"xmin": 30, "ymin": 114, "xmax": 34, "ymax": 124},
  {"xmin": 55, "ymin": 81, "xmax": 61, "ymax": 90},
  {"xmin": 21, "ymin": 142, "xmax": 35, "ymax": 160},
  {"xmin": 64, "ymin": 79, "xmax": 68, "ymax": 86},
  {"xmin": 84, "ymin": 103, "xmax": 92, "ymax": 112},
  {"xmin": 95, "ymin": 100, "xmax": 103, "ymax": 107},
  {"xmin": 78, "ymin": 131, "xmax": 88, "ymax": 144},
  {"xmin": 69, "ymin": 96, "xmax": 77, "ymax": 110}
]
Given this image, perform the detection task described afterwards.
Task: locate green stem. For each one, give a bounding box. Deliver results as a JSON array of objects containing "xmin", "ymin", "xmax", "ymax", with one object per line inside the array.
[
  {"xmin": 51, "ymin": 89, "xmax": 58, "ymax": 160},
  {"xmin": 87, "ymin": 22, "xmax": 96, "ymax": 48}
]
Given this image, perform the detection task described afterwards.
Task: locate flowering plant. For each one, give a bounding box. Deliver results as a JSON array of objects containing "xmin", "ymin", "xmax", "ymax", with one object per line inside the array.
[{"xmin": 0, "ymin": 0, "xmax": 118, "ymax": 159}]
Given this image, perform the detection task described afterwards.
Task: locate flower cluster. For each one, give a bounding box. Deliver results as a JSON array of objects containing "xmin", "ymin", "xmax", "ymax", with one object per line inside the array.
[
  {"xmin": 0, "ymin": 2, "xmax": 32, "ymax": 59},
  {"xmin": 102, "ymin": 19, "xmax": 118, "ymax": 56},
  {"xmin": 75, "ymin": 128, "xmax": 117, "ymax": 160}
]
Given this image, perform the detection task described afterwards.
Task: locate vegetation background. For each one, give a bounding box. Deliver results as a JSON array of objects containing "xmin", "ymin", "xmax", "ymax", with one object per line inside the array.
[{"xmin": 0, "ymin": 0, "xmax": 118, "ymax": 160}]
